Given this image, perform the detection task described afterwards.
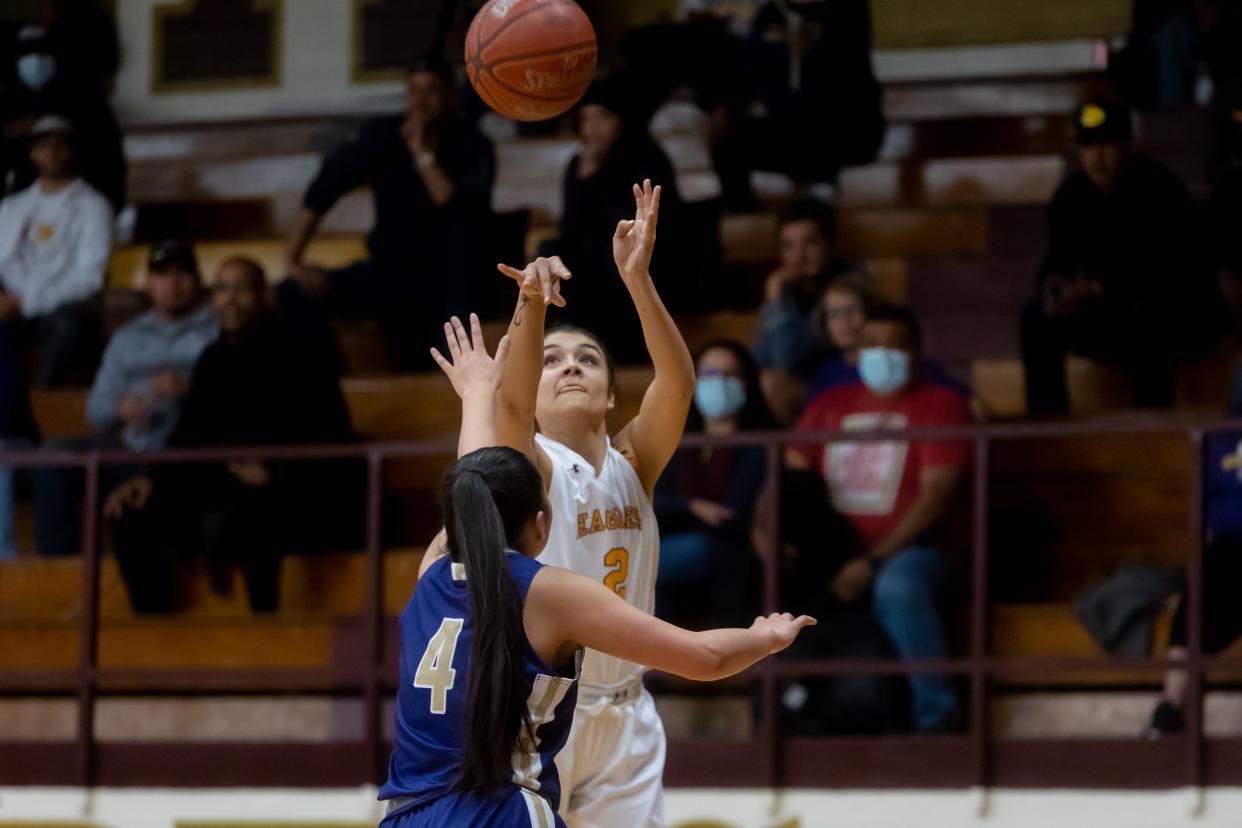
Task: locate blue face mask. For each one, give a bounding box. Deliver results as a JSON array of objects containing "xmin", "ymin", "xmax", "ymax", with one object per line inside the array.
[
  {"xmin": 858, "ymin": 347, "xmax": 911, "ymax": 395},
  {"xmin": 17, "ymin": 54, "xmax": 56, "ymax": 90},
  {"xmin": 695, "ymin": 376, "xmax": 746, "ymax": 420}
]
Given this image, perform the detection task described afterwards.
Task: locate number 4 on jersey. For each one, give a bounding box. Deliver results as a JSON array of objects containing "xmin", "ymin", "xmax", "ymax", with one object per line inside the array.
[{"xmin": 414, "ymin": 617, "xmax": 464, "ymax": 714}]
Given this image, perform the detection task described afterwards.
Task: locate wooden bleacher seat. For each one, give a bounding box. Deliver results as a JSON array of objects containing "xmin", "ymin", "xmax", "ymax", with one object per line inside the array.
[{"xmin": 109, "ymin": 236, "xmax": 368, "ymax": 289}]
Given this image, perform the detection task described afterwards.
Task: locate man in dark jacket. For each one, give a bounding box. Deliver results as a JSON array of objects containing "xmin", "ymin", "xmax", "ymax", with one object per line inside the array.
[
  {"xmin": 106, "ymin": 257, "xmax": 358, "ymax": 613},
  {"xmin": 277, "ymin": 53, "xmax": 494, "ymax": 373},
  {"xmin": 1020, "ymin": 98, "xmax": 1221, "ymax": 414}
]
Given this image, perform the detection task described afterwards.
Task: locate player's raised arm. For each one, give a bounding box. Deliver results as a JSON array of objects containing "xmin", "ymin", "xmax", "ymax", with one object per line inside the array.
[
  {"xmin": 527, "ymin": 565, "xmax": 815, "ymax": 681},
  {"xmin": 611, "ymin": 180, "xmax": 696, "ymax": 497},
  {"xmin": 493, "ymin": 255, "xmax": 571, "ymax": 486},
  {"xmin": 421, "ymin": 313, "xmax": 510, "ymax": 577}
]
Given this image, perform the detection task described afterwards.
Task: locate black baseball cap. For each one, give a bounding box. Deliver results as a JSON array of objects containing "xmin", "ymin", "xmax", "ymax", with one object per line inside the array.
[
  {"xmin": 1075, "ymin": 99, "xmax": 1133, "ymax": 146},
  {"xmin": 147, "ymin": 239, "xmax": 199, "ymax": 275}
]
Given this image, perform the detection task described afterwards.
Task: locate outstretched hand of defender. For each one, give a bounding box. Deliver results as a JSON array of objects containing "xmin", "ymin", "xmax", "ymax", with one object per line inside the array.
[
  {"xmin": 498, "ymin": 255, "xmax": 572, "ymax": 308},
  {"xmin": 430, "ymin": 313, "xmax": 511, "ymax": 400},
  {"xmin": 613, "ymin": 179, "xmax": 661, "ymax": 282},
  {"xmin": 751, "ymin": 612, "xmax": 817, "ymax": 655}
]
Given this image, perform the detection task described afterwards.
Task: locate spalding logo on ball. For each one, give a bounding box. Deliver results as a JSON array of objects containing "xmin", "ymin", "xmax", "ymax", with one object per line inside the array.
[{"xmin": 465, "ymin": 0, "xmax": 598, "ymax": 122}]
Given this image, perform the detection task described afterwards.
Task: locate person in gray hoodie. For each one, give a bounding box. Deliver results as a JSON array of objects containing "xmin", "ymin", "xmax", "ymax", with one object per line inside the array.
[{"xmin": 32, "ymin": 238, "xmax": 217, "ymax": 557}]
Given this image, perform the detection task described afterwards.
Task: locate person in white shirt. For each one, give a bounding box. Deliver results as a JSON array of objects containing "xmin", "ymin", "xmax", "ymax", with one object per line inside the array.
[{"xmin": 0, "ymin": 114, "xmax": 112, "ymax": 388}]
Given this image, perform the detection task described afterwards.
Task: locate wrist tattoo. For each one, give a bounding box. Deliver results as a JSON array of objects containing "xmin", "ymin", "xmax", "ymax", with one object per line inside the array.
[{"xmin": 514, "ymin": 294, "xmax": 531, "ymax": 326}]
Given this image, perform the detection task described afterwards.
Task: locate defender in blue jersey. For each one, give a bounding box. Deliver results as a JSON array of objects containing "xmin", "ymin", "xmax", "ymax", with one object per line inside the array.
[{"xmin": 378, "ymin": 315, "xmax": 814, "ymax": 827}]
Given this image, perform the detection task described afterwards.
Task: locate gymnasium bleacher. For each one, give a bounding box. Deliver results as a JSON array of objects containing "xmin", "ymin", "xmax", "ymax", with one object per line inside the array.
[{"xmin": 5, "ymin": 2, "xmax": 1242, "ymax": 806}]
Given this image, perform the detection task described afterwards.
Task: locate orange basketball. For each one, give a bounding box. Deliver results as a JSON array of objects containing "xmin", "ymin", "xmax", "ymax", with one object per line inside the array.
[{"xmin": 465, "ymin": 0, "xmax": 597, "ymax": 122}]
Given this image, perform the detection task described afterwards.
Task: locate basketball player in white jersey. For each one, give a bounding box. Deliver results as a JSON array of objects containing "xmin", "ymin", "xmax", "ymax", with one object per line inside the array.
[{"xmin": 493, "ymin": 180, "xmax": 693, "ymax": 827}]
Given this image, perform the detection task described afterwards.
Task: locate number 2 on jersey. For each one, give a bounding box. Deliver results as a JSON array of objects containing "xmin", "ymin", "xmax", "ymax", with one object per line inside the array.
[
  {"xmin": 604, "ymin": 547, "xmax": 629, "ymax": 598},
  {"xmin": 414, "ymin": 617, "xmax": 464, "ymax": 714}
]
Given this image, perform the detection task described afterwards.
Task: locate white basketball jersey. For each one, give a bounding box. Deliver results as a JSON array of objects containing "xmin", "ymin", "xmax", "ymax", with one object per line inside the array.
[{"xmin": 535, "ymin": 433, "xmax": 659, "ymax": 693}]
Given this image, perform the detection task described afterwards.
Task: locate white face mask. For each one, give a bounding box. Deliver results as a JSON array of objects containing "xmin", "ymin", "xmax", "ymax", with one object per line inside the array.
[{"xmin": 17, "ymin": 53, "xmax": 56, "ymax": 90}]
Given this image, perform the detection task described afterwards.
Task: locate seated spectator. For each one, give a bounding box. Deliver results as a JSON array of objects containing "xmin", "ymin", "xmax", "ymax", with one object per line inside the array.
[
  {"xmin": 278, "ymin": 53, "xmax": 494, "ymax": 373},
  {"xmin": 654, "ymin": 339, "xmax": 772, "ymax": 627},
  {"xmin": 104, "ymin": 258, "xmax": 357, "ymax": 614},
  {"xmin": 32, "ymin": 239, "xmax": 217, "ymax": 557},
  {"xmin": 543, "ymin": 76, "xmax": 686, "ymax": 363},
  {"xmin": 753, "ymin": 199, "xmax": 865, "ymax": 418},
  {"xmin": 1020, "ymin": 98, "xmax": 1220, "ymax": 415},
  {"xmin": 789, "ymin": 304, "xmax": 971, "ymax": 732},
  {"xmin": 1146, "ymin": 384, "xmax": 1242, "ymax": 737},
  {"xmin": 717, "ymin": 0, "xmax": 885, "ymax": 210},
  {"xmin": 0, "ymin": 25, "xmax": 126, "ymax": 210},
  {"xmin": 0, "ymin": 114, "xmax": 111, "ymax": 389}
]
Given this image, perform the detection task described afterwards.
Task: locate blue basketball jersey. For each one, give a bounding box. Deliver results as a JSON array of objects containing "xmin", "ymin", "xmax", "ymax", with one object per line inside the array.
[{"xmin": 379, "ymin": 552, "xmax": 579, "ymax": 820}]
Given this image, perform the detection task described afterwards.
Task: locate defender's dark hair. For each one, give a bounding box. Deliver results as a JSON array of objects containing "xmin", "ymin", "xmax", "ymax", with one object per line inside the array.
[
  {"xmin": 441, "ymin": 446, "xmax": 547, "ymax": 791},
  {"xmin": 777, "ymin": 197, "xmax": 838, "ymax": 242},
  {"xmin": 686, "ymin": 338, "xmax": 775, "ymax": 432},
  {"xmin": 545, "ymin": 324, "xmax": 617, "ymax": 393},
  {"xmin": 866, "ymin": 303, "xmax": 923, "ymax": 351}
]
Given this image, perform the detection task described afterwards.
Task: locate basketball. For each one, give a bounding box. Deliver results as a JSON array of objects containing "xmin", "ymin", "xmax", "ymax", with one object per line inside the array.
[{"xmin": 465, "ymin": 0, "xmax": 598, "ymax": 122}]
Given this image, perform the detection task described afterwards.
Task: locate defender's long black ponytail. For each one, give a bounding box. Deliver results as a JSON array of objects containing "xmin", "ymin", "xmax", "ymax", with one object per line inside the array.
[{"xmin": 441, "ymin": 446, "xmax": 546, "ymax": 791}]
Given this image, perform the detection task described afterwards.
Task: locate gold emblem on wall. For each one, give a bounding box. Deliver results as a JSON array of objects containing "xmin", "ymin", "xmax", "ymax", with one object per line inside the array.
[{"xmin": 151, "ymin": 0, "xmax": 283, "ymax": 93}]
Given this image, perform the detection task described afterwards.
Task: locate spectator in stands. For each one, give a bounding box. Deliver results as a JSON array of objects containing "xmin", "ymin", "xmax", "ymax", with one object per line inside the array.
[
  {"xmin": 32, "ymin": 239, "xmax": 217, "ymax": 557},
  {"xmin": 0, "ymin": 115, "xmax": 111, "ymax": 389},
  {"xmin": 789, "ymin": 304, "xmax": 970, "ymax": 732},
  {"xmin": 104, "ymin": 257, "xmax": 357, "ymax": 614},
  {"xmin": 278, "ymin": 53, "xmax": 494, "ymax": 373},
  {"xmin": 1020, "ymin": 98, "xmax": 1219, "ymax": 415},
  {"xmin": 0, "ymin": 24, "xmax": 125, "ymax": 210},
  {"xmin": 543, "ymin": 75, "xmax": 686, "ymax": 363},
  {"xmin": 753, "ymin": 199, "xmax": 866, "ymax": 419},
  {"xmin": 719, "ymin": 0, "xmax": 885, "ymax": 210},
  {"xmin": 654, "ymin": 339, "xmax": 772, "ymax": 627},
  {"xmin": 1146, "ymin": 384, "xmax": 1242, "ymax": 737}
]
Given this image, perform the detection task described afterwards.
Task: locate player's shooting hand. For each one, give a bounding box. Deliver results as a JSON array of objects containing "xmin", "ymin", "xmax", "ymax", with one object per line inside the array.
[
  {"xmin": 431, "ymin": 313, "xmax": 511, "ymax": 399},
  {"xmin": 613, "ymin": 179, "xmax": 661, "ymax": 283},
  {"xmin": 751, "ymin": 612, "xmax": 817, "ymax": 655},
  {"xmin": 498, "ymin": 256, "xmax": 572, "ymax": 308}
]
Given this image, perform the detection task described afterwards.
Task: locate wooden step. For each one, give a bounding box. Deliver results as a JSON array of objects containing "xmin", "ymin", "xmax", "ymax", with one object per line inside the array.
[
  {"xmin": 0, "ymin": 617, "xmax": 336, "ymax": 671},
  {"xmin": 0, "ymin": 550, "xmax": 427, "ymax": 622},
  {"xmin": 109, "ymin": 236, "xmax": 368, "ymax": 288},
  {"xmin": 841, "ymin": 155, "xmax": 1064, "ymax": 209},
  {"xmin": 972, "ymin": 357, "xmax": 1136, "ymax": 418}
]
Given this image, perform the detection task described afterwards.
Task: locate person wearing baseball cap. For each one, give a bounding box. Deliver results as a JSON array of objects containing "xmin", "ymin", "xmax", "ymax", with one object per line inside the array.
[
  {"xmin": 0, "ymin": 112, "xmax": 111, "ymax": 390},
  {"xmin": 0, "ymin": 23, "xmax": 126, "ymax": 210},
  {"xmin": 1019, "ymin": 97, "xmax": 1222, "ymax": 416},
  {"xmin": 30, "ymin": 237, "xmax": 217, "ymax": 558}
]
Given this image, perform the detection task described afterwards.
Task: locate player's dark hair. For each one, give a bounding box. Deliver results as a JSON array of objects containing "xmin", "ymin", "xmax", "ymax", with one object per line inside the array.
[
  {"xmin": 545, "ymin": 324, "xmax": 617, "ymax": 393},
  {"xmin": 441, "ymin": 446, "xmax": 546, "ymax": 792},
  {"xmin": 778, "ymin": 197, "xmax": 838, "ymax": 241}
]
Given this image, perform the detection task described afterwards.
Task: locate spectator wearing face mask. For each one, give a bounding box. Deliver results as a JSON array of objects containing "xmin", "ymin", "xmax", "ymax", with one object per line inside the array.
[
  {"xmin": 788, "ymin": 304, "xmax": 971, "ymax": 732},
  {"xmin": 0, "ymin": 24, "xmax": 126, "ymax": 210},
  {"xmin": 653, "ymin": 339, "xmax": 774, "ymax": 627}
]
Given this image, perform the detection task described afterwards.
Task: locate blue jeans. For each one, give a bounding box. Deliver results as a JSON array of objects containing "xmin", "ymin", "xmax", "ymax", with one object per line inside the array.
[{"xmin": 871, "ymin": 545, "xmax": 956, "ymax": 731}]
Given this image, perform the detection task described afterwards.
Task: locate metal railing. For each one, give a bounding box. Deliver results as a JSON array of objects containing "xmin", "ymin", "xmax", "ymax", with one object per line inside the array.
[{"xmin": 1, "ymin": 414, "xmax": 1241, "ymax": 789}]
